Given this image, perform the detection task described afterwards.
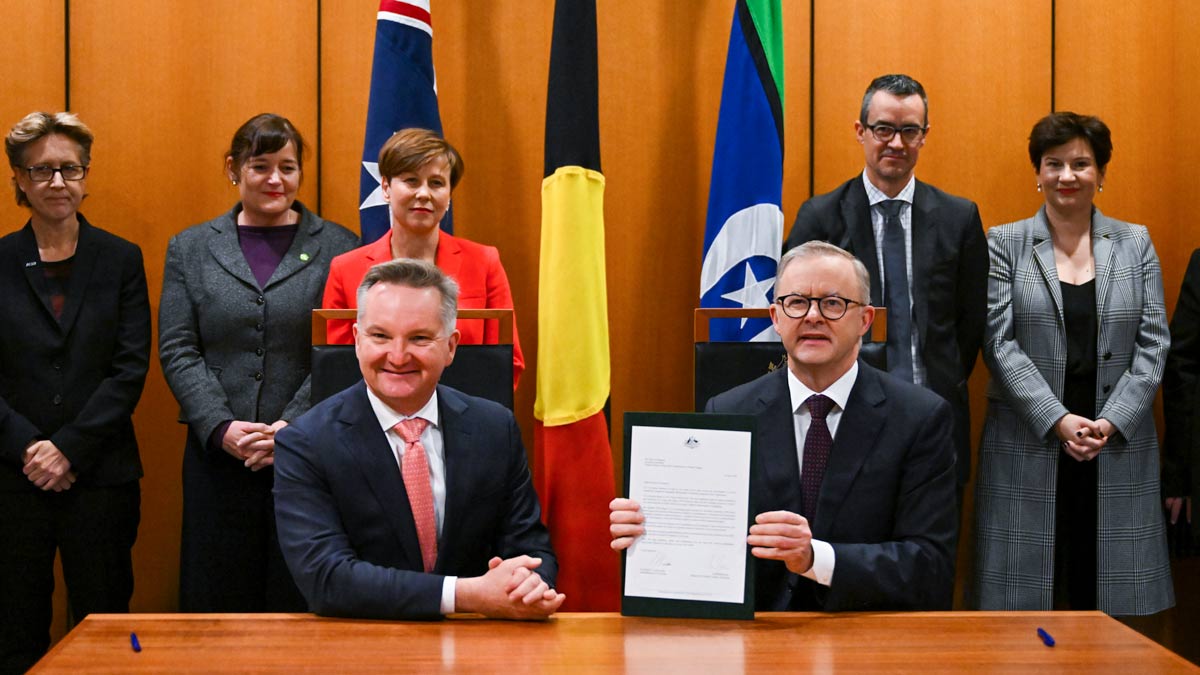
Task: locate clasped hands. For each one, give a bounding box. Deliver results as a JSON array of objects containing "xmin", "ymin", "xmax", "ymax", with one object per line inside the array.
[
  {"xmin": 23, "ymin": 440, "xmax": 76, "ymax": 492},
  {"xmin": 223, "ymin": 419, "xmax": 288, "ymax": 471},
  {"xmin": 455, "ymin": 555, "xmax": 566, "ymax": 619},
  {"xmin": 610, "ymin": 498, "xmax": 816, "ymax": 575},
  {"xmin": 1054, "ymin": 413, "xmax": 1113, "ymax": 462}
]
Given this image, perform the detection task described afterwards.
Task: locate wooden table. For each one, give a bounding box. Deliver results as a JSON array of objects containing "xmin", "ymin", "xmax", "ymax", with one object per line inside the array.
[{"xmin": 30, "ymin": 611, "xmax": 1197, "ymax": 673}]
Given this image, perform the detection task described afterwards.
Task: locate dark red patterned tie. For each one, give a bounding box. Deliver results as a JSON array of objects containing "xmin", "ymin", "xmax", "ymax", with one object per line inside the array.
[{"xmin": 801, "ymin": 394, "xmax": 834, "ymax": 520}]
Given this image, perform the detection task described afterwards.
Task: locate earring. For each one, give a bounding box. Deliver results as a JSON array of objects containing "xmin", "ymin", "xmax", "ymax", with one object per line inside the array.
[
  {"xmin": 1036, "ymin": 183, "xmax": 1042, "ymax": 192},
  {"xmin": 231, "ymin": 179, "xmax": 238, "ymax": 186},
  {"xmin": 1099, "ymin": 184, "xmax": 1104, "ymax": 193}
]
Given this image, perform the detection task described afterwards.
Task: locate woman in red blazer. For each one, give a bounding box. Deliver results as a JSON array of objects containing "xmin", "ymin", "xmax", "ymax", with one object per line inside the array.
[{"xmin": 323, "ymin": 128, "xmax": 524, "ymax": 388}]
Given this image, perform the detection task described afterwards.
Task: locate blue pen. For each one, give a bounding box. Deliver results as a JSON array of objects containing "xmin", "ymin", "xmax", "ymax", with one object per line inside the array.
[
  {"xmin": 1037, "ymin": 627, "xmax": 1055, "ymax": 647},
  {"xmin": 130, "ymin": 632, "xmax": 141, "ymax": 653}
]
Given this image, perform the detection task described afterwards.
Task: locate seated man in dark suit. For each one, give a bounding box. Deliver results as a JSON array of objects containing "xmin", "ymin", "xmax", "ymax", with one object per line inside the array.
[
  {"xmin": 611, "ymin": 241, "xmax": 957, "ymax": 611},
  {"xmin": 275, "ymin": 259, "xmax": 563, "ymax": 619}
]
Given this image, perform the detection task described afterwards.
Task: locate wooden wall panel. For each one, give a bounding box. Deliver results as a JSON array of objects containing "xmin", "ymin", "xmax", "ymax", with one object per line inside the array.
[
  {"xmin": 318, "ymin": 4, "xmax": 374, "ymax": 229},
  {"xmin": 0, "ymin": 1, "xmax": 66, "ymax": 232},
  {"xmin": 69, "ymin": 0, "xmax": 319, "ymax": 619},
  {"xmin": 812, "ymin": 0, "xmax": 1051, "ymax": 226},
  {"xmin": 1055, "ymin": 0, "xmax": 1200, "ymax": 314}
]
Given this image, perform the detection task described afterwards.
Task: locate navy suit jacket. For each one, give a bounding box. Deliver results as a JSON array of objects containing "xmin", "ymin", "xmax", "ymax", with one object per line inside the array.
[
  {"xmin": 274, "ymin": 382, "xmax": 556, "ymax": 619},
  {"xmin": 784, "ymin": 177, "xmax": 987, "ymax": 486},
  {"xmin": 706, "ymin": 362, "xmax": 957, "ymax": 611}
]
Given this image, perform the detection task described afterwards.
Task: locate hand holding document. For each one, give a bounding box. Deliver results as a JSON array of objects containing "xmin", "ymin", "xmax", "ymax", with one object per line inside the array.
[{"xmin": 619, "ymin": 413, "xmax": 755, "ymax": 618}]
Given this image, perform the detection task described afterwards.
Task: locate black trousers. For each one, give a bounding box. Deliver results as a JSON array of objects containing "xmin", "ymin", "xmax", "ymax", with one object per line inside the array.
[
  {"xmin": 0, "ymin": 482, "xmax": 140, "ymax": 674},
  {"xmin": 179, "ymin": 438, "xmax": 305, "ymax": 613}
]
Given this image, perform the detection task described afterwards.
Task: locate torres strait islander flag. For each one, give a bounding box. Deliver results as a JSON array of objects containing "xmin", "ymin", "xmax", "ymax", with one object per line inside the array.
[
  {"xmin": 533, "ymin": 0, "xmax": 619, "ymax": 611},
  {"xmin": 358, "ymin": 0, "xmax": 451, "ymax": 242},
  {"xmin": 699, "ymin": 0, "xmax": 784, "ymax": 341}
]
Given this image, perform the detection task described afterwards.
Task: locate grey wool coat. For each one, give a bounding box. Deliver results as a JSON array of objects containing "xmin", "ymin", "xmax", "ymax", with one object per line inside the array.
[
  {"xmin": 974, "ymin": 207, "xmax": 1173, "ymax": 616},
  {"xmin": 159, "ymin": 202, "xmax": 360, "ymax": 446}
]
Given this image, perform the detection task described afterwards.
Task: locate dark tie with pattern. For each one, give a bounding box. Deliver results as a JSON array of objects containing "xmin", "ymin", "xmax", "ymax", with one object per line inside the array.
[
  {"xmin": 879, "ymin": 199, "xmax": 914, "ymax": 382},
  {"xmin": 801, "ymin": 394, "xmax": 834, "ymax": 520}
]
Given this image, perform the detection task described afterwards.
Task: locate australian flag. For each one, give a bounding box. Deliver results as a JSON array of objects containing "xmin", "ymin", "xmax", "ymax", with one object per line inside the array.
[
  {"xmin": 359, "ymin": 0, "xmax": 450, "ymax": 242},
  {"xmin": 698, "ymin": 0, "xmax": 784, "ymax": 341}
]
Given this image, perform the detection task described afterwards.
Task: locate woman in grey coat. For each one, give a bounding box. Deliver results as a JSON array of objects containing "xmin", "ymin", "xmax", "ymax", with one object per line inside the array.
[
  {"xmin": 159, "ymin": 114, "xmax": 358, "ymax": 612},
  {"xmin": 974, "ymin": 112, "xmax": 1173, "ymax": 615}
]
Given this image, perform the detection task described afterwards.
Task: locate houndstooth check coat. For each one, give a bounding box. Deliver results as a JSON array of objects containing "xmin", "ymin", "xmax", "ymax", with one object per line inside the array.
[{"xmin": 973, "ymin": 207, "xmax": 1174, "ymax": 615}]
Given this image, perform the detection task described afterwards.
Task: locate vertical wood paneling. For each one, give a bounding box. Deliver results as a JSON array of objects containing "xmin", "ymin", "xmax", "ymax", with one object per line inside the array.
[
  {"xmin": 812, "ymin": 0, "xmax": 1051, "ymax": 227},
  {"xmin": 69, "ymin": 0, "xmax": 319, "ymax": 617},
  {"xmin": 318, "ymin": 4, "xmax": 374, "ymax": 230},
  {"xmin": 1055, "ymin": 1, "xmax": 1200, "ymax": 313},
  {"xmin": 0, "ymin": 1, "xmax": 67, "ymax": 230}
]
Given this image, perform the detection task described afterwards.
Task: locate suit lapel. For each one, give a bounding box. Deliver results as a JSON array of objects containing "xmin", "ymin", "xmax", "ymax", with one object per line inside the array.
[
  {"xmin": 435, "ymin": 232, "xmax": 464, "ymax": 280},
  {"xmin": 1030, "ymin": 209, "xmax": 1064, "ymax": 321},
  {"xmin": 55, "ymin": 216, "xmax": 100, "ymax": 335},
  {"xmin": 813, "ymin": 362, "xmax": 886, "ymax": 538},
  {"xmin": 17, "ymin": 223, "xmax": 57, "ymax": 322},
  {"xmin": 909, "ymin": 182, "xmax": 935, "ymax": 351},
  {"xmin": 842, "ymin": 181, "xmax": 882, "ymax": 305},
  {"xmin": 1090, "ymin": 208, "xmax": 1118, "ymax": 318},
  {"xmin": 436, "ymin": 385, "xmax": 472, "ymax": 571},
  {"xmin": 339, "ymin": 385, "xmax": 425, "ymax": 569},
  {"xmin": 205, "ymin": 208, "xmax": 259, "ymax": 289},
  {"xmin": 263, "ymin": 203, "xmax": 323, "ymax": 290},
  {"xmin": 756, "ymin": 369, "xmax": 803, "ymax": 515}
]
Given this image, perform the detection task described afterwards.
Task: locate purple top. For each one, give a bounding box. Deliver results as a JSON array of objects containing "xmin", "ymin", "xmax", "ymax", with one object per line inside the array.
[{"xmin": 238, "ymin": 224, "xmax": 299, "ymax": 288}]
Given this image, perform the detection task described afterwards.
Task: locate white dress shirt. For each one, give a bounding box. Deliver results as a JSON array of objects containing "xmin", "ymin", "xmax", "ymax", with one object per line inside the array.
[
  {"xmin": 784, "ymin": 361, "xmax": 859, "ymax": 586},
  {"xmin": 365, "ymin": 387, "xmax": 457, "ymax": 613},
  {"xmin": 861, "ymin": 171, "xmax": 926, "ymax": 386}
]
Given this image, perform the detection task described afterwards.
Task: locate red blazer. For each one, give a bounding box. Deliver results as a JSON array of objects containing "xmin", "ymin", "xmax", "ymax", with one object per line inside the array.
[{"xmin": 322, "ymin": 230, "xmax": 524, "ymax": 388}]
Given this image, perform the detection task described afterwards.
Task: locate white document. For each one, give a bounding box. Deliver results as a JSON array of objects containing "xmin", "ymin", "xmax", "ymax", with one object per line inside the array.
[{"xmin": 623, "ymin": 425, "xmax": 752, "ymax": 604}]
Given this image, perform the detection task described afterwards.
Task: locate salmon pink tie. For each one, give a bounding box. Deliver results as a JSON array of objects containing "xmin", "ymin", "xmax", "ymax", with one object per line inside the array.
[{"xmin": 396, "ymin": 417, "xmax": 437, "ymax": 572}]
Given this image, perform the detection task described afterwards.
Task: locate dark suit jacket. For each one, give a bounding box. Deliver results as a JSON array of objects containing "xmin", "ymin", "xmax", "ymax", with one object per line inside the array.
[
  {"xmin": 0, "ymin": 217, "xmax": 150, "ymax": 489},
  {"xmin": 784, "ymin": 177, "xmax": 987, "ymax": 486},
  {"xmin": 1165, "ymin": 248, "xmax": 1200, "ymax": 504},
  {"xmin": 273, "ymin": 382, "xmax": 556, "ymax": 619},
  {"xmin": 705, "ymin": 362, "xmax": 957, "ymax": 611}
]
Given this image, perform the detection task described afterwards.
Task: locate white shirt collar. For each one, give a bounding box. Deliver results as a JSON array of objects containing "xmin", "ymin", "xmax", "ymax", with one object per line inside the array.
[
  {"xmin": 785, "ymin": 360, "xmax": 859, "ymax": 415},
  {"xmin": 365, "ymin": 385, "xmax": 440, "ymax": 432},
  {"xmin": 861, "ymin": 169, "xmax": 916, "ymax": 207}
]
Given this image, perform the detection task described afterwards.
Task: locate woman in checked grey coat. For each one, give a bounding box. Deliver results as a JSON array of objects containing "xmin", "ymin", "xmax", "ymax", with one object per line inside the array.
[
  {"xmin": 973, "ymin": 112, "xmax": 1173, "ymax": 615},
  {"xmin": 159, "ymin": 114, "xmax": 358, "ymax": 612}
]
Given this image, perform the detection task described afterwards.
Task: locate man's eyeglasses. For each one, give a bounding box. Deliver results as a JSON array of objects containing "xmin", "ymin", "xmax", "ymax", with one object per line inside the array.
[
  {"xmin": 864, "ymin": 123, "xmax": 926, "ymax": 144},
  {"xmin": 21, "ymin": 165, "xmax": 88, "ymax": 182},
  {"xmin": 775, "ymin": 294, "xmax": 866, "ymax": 320}
]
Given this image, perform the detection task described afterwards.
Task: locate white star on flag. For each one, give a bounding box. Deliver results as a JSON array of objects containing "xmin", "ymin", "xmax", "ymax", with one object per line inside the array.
[
  {"xmin": 721, "ymin": 262, "xmax": 775, "ymax": 328},
  {"xmin": 359, "ymin": 161, "xmax": 387, "ymax": 211}
]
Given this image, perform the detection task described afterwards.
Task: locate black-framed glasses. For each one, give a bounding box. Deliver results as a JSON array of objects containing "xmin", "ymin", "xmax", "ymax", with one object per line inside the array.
[
  {"xmin": 864, "ymin": 123, "xmax": 926, "ymax": 144},
  {"xmin": 21, "ymin": 164, "xmax": 88, "ymax": 182},
  {"xmin": 775, "ymin": 294, "xmax": 866, "ymax": 320}
]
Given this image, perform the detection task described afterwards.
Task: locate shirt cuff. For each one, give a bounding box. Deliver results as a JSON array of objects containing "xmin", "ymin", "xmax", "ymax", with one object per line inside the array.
[
  {"xmin": 441, "ymin": 576, "xmax": 458, "ymax": 614},
  {"xmin": 800, "ymin": 539, "xmax": 835, "ymax": 587}
]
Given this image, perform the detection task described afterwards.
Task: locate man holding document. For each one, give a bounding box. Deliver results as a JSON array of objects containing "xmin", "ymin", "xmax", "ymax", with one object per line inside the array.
[
  {"xmin": 611, "ymin": 241, "xmax": 957, "ymax": 611},
  {"xmin": 274, "ymin": 259, "xmax": 563, "ymax": 620}
]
